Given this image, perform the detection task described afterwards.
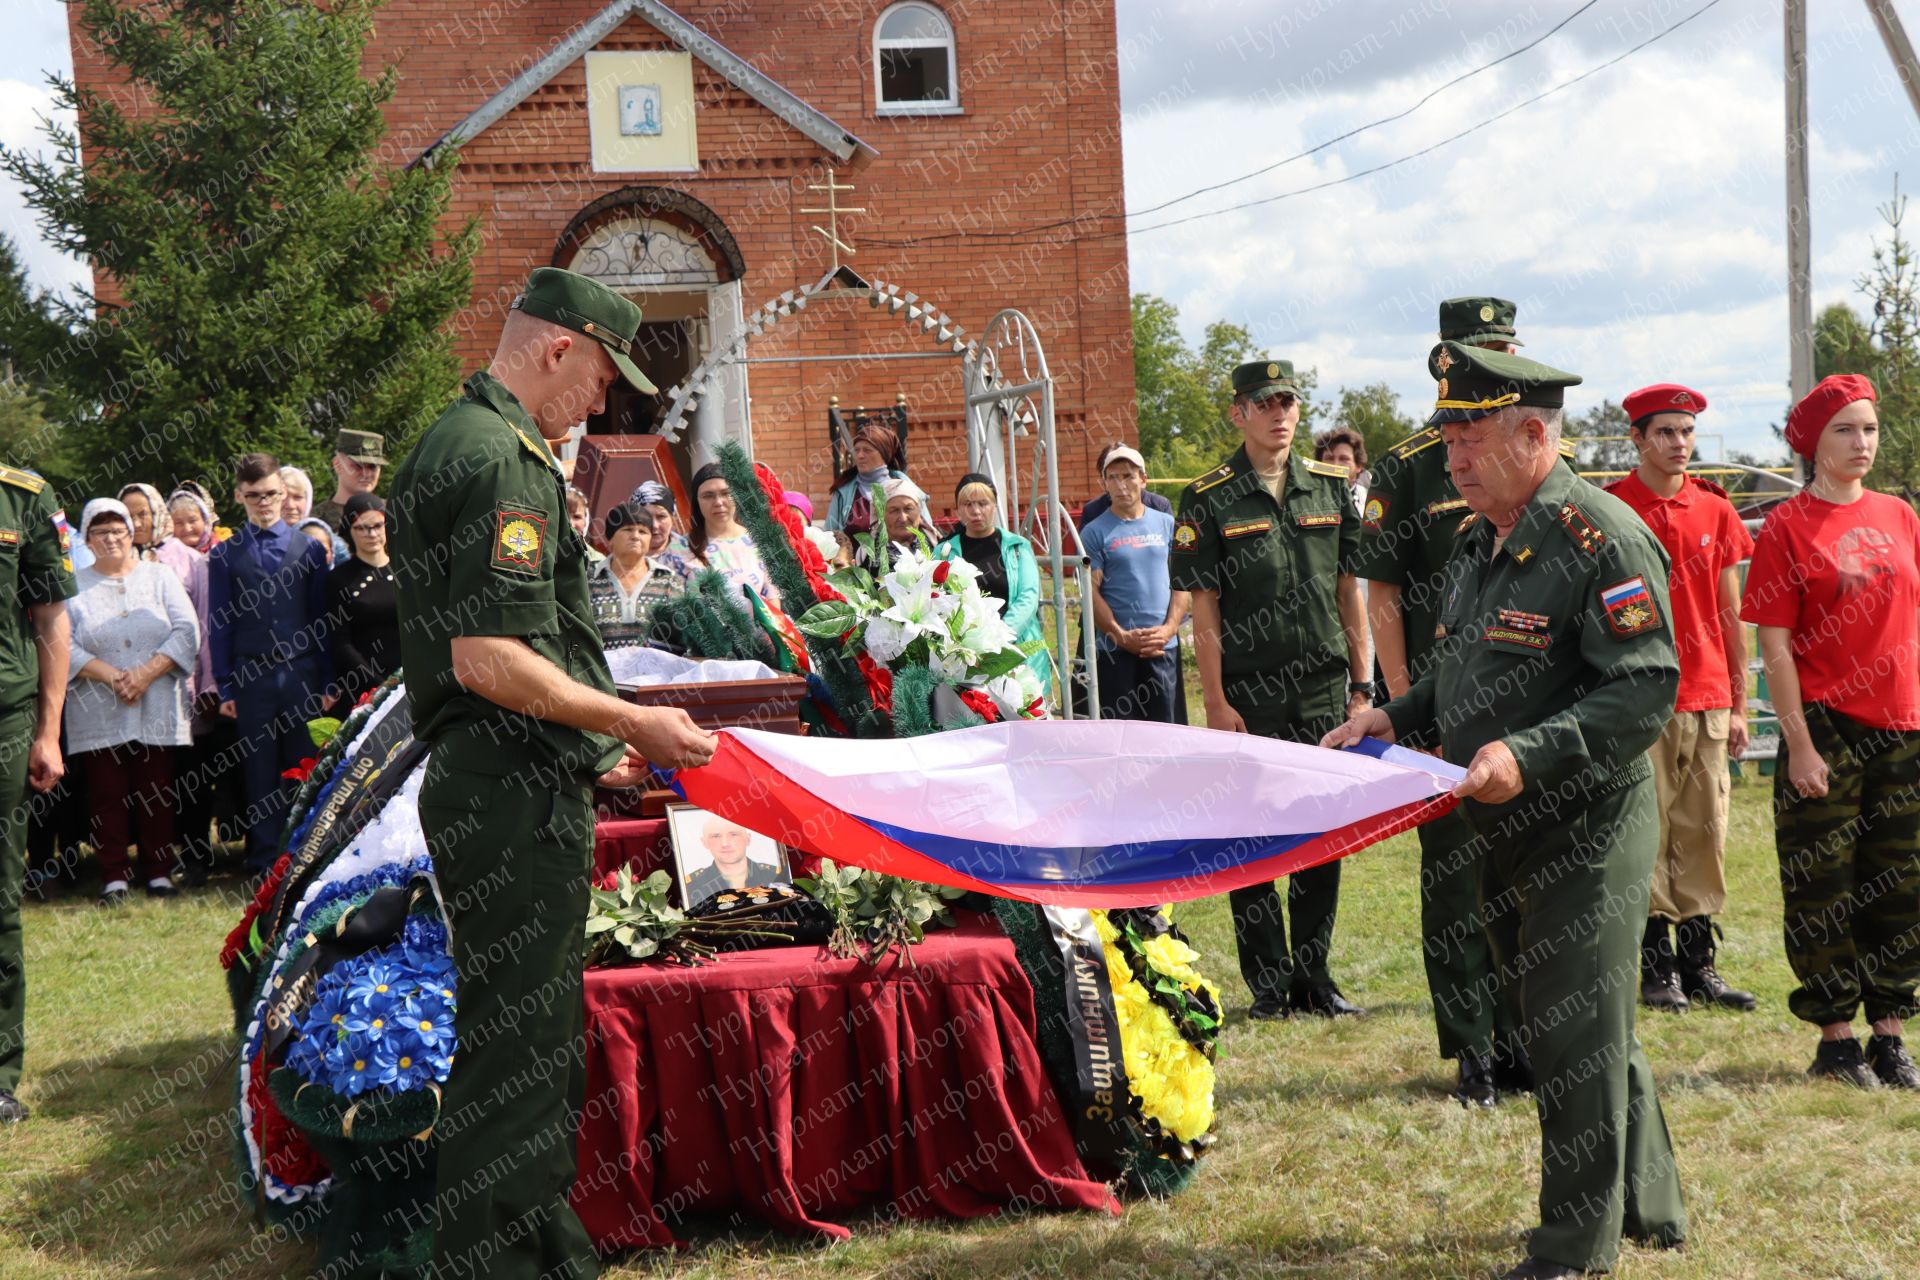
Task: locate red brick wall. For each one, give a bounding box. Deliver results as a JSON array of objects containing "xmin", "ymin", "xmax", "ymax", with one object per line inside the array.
[{"xmin": 68, "ymin": 0, "xmax": 1137, "ymax": 516}]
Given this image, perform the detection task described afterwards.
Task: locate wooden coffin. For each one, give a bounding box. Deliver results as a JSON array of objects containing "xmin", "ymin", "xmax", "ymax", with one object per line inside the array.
[{"xmin": 610, "ymin": 674, "xmax": 808, "ymax": 816}]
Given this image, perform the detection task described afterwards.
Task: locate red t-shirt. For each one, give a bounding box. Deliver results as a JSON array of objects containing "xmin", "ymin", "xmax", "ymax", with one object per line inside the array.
[
  {"xmin": 1607, "ymin": 471, "xmax": 1755, "ymax": 711},
  {"xmin": 1741, "ymin": 488, "xmax": 1920, "ymax": 731}
]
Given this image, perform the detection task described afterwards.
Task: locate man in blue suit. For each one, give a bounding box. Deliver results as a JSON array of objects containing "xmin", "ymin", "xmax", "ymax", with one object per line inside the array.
[{"xmin": 208, "ymin": 452, "xmax": 333, "ymax": 876}]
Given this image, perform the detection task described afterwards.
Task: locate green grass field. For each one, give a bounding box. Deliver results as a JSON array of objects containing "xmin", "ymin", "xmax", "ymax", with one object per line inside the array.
[{"xmin": 2, "ymin": 776, "xmax": 1916, "ymax": 1279}]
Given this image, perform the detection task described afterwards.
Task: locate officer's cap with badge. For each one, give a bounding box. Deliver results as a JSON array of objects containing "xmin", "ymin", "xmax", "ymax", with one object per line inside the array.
[
  {"xmin": 1426, "ymin": 341, "xmax": 1580, "ymax": 427},
  {"xmin": 335, "ymin": 428, "xmax": 386, "ymax": 466},
  {"xmin": 511, "ymin": 267, "xmax": 659, "ymax": 395},
  {"xmin": 1230, "ymin": 359, "xmax": 1302, "ymax": 404},
  {"xmin": 1438, "ymin": 296, "xmax": 1522, "ymax": 347}
]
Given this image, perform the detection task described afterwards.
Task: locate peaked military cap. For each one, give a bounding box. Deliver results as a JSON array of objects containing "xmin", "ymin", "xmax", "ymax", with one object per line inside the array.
[
  {"xmin": 1426, "ymin": 341, "xmax": 1581, "ymax": 425},
  {"xmin": 1438, "ymin": 296, "xmax": 1522, "ymax": 348},
  {"xmin": 1230, "ymin": 359, "xmax": 1302, "ymax": 402},
  {"xmin": 511, "ymin": 266, "xmax": 659, "ymax": 394},
  {"xmin": 335, "ymin": 428, "xmax": 386, "ymax": 465}
]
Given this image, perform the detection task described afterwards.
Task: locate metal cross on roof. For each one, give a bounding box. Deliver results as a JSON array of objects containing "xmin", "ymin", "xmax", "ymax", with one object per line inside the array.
[{"xmin": 800, "ymin": 170, "xmax": 866, "ymax": 272}]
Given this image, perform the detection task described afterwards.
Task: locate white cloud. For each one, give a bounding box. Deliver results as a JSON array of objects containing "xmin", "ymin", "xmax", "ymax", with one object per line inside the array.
[{"xmin": 0, "ymin": 75, "xmax": 87, "ymax": 297}]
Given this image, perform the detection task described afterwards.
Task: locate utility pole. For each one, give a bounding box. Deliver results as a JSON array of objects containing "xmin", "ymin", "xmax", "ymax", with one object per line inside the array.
[{"xmin": 1786, "ymin": 0, "xmax": 1813, "ymax": 420}]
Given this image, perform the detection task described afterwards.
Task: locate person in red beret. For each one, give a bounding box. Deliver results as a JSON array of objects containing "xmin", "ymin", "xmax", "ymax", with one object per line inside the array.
[
  {"xmin": 1742, "ymin": 373, "xmax": 1920, "ymax": 1089},
  {"xmin": 1608, "ymin": 384, "xmax": 1758, "ymax": 1017}
]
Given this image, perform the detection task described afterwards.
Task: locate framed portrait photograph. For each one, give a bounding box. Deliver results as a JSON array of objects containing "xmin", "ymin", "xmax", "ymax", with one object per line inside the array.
[{"xmin": 665, "ymin": 803, "xmax": 792, "ymax": 908}]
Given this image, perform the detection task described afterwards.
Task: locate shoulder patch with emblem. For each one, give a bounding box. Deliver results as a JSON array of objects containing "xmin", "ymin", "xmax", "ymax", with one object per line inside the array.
[
  {"xmin": 0, "ymin": 465, "xmax": 47, "ymax": 495},
  {"xmin": 1173, "ymin": 519, "xmax": 1201, "ymax": 552},
  {"xmin": 1192, "ymin": 463, "xmax": 1236, "ymax": 494},
  {"xmin": 492, "ymin": 504, "xmax": 547, "ymax": 574},
  {"xmin": 1558, "ymin": 503, "xmax": 1606, "ymax": 554},
  {"xmin": 1304, "ymin": 459, "xmax": 1350, "ymax": 480},
  {"xmin": 1600, "ymin": 576, "xmax": 1661, "ymax": 637},
  {"xmin": 1388, "ymin": 427, "xmax": 1441, "ymax": 461},
  {"xmin": 1362, "ymin": 495, "xmax": 1389, "ymax": 530}
]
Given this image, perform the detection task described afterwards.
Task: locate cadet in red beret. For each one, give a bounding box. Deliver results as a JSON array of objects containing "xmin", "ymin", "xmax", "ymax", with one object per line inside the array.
[
  {"xmin": 1743, "ymin": 374, "xmax": 1920, "ymax": 1089},
  {"xmin": 1607, "ymin": 384, "xmax": 1757, "ymax": 1016}
]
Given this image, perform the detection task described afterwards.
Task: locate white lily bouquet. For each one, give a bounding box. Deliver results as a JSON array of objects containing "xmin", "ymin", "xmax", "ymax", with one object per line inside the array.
[{"xmin": 796, "ymin": 548, "xmax": 1048, "ymax": 722}]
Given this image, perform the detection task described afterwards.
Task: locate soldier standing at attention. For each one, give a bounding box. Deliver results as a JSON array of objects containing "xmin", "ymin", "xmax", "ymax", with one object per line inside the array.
[
  {"xmin": 392, "ymin": 267, "xmax": 716, "ymax": 1279},
  {"xmin": 1357, "ymin": 297, "xmax": 1534, "ymax": 1107},
  {"xmin": 1173, "ymin": 358, "xmax": 1372, "ymax": 1020},
  {"xmin": 0, "ymin": 465, "xmax": 73, "ymax": 1125},
  {"xmin": 1324, "ymin": 342, "xmax": 1687, "ymax": 1280},
  {"xmin": 1605, "ymin": 384, "xmax": 1757, "ymax": 1015},
  {"xmin": 1743, "ymin": 374, "xmax": 1920, "ymax": 1090}
]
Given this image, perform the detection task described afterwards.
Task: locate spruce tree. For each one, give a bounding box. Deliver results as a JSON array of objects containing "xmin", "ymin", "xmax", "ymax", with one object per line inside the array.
[{"xmin": 0, "ymin": 0, "xmax": 477, "ymax": 494}]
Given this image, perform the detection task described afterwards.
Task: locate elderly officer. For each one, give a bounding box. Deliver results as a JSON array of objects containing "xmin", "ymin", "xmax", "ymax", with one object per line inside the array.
[
  {"xmin": 1359, "ymin": 297, "xmax": 1536, "ymax": 1107},
  {"xmin": 0, "ymin": 465, "xmax": 73, "ymax": 1125},
  {"xmin": 392, "ymin": 266, "xmax": 716, "ymax": 1280},
  {"xmin": 1324, "ymin": 342, "xmax": 1687, "ymax": 1280},
  {"xmin": 1174, "ymin": 358, "xmax": 1372, "ymax": 1020}
]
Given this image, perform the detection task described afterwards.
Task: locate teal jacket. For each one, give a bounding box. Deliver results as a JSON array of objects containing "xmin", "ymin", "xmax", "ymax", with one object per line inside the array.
[{"xmin": 934, "ymin": 527, "xmax": 1054, "ymax": 692}]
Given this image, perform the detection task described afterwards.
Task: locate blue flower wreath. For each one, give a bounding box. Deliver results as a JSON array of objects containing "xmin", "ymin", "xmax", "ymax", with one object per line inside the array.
[{"xmin": 284, "ymin": 916, "xmax": 457, "ymax": 1099}]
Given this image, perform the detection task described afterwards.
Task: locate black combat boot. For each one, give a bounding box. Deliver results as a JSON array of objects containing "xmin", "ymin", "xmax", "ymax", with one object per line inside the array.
[
  {"xmin": 1808, "ymin": 1036, "xmax": 1879, "ymax": 1089},
  {"xmin": 1639, "ymin": 918, "xmax": 1689, "ymax": 1013},
  {"xmin": 1675, "ymin": 916, "xmax": 1756, "ymax": 1011},
  {"xmin": 1866, "ymin": 1034, "xmax": 1920, "ymax": 1090}
]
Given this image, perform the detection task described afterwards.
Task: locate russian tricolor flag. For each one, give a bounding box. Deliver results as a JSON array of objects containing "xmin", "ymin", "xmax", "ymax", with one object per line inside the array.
[{"xmin": 670, "ymin": 722, "xmax": 1464, "ymax": 907}]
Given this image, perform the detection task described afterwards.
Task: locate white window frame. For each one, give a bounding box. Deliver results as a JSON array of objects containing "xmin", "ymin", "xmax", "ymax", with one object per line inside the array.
[{"xmin": 874, "ymin": 1, "xmax": 960, "ymax": 116}]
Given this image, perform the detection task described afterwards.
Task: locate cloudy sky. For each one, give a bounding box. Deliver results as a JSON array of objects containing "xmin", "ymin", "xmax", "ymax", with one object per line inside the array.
[{"xmin": 5, "ymin": 0, "xmax": 1918, "ymax": 458}]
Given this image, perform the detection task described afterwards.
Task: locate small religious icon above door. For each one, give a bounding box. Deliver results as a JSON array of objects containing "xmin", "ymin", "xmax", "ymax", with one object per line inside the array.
[{"xmin": 619, "ymin": 85, "xmax": 663, "ymax": 137}]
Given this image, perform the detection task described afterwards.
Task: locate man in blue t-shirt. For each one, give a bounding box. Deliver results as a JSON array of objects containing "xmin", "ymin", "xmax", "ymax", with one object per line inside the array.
[{"xmin": 1082, "ymin": 446, "xmax": 1188, "ymax": 722}]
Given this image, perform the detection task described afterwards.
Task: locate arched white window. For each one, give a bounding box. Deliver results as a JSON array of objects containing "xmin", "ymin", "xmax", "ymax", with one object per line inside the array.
[{"xmin": 875, "ymin": 2, "xmax": 958, "ymax": 113}]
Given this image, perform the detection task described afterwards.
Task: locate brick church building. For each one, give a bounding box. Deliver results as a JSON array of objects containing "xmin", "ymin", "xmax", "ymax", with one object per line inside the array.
[{"xmin": 71, "ymin": 0, "xmax": 1135, "ymax": 515}]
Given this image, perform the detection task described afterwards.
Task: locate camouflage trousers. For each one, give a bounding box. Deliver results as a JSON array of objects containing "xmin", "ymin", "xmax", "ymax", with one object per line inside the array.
[{"xmin": 1774, "ymin": 702, "xmax": 1920, "ymax": 1026}]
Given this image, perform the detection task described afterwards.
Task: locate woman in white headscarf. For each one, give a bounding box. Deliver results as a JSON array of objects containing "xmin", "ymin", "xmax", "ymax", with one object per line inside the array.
[
  {"xmin": 65, "ymin": 499, "xmax": 200, "ymax": 904},
  {"xmin": 853, "ymin": 475, "xmax": 938, "ymax": 573}
]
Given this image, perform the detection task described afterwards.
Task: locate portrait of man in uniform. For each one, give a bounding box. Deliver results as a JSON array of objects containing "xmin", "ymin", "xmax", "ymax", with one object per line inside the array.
[{"xmin": 668, "ymin": 805, "xmax": 790, "ymax": 907}]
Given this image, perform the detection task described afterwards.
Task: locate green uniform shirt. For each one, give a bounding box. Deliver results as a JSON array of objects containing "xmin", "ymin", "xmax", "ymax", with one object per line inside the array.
[
  {"xmin": 1170, "ymin": 445, "xmax": 1359, "ymax": 691},
  {"xmin": 1383, "ymin": 460, "xmax": 1679, "ymax": 819},
  {"xmin": 0, "ymin": 469, "xmax": 75, "ymax": 712},
  {"xmin": 392, "ymin": 372, "xmax": 621, "ymax": 783},
  {"xmin": 1352, "ymin": 428, "xmax": 1467, "ymax": 679}
]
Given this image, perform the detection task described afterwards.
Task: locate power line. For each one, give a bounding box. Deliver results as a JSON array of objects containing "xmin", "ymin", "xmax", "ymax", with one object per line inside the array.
[
  {"xmin": 864, "ymin": 0, "xmax": 1724, "ymax": 250},
  {"xmin": 1125, "ymin": 0, "xmax": 1601, "ymax": 220}
]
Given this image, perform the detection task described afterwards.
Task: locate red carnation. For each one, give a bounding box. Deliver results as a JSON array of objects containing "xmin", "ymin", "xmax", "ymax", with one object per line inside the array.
[
  {"xmin": 855, "ymin": 650, "xmax": 894, "ymax": 713},
  {"xmin": 957, "ymin": 688, "xmax": 1002, "ymax": 723},
  {"xmin": 933, "ymin": 560, "xmax": 951, "ymax": 585}
]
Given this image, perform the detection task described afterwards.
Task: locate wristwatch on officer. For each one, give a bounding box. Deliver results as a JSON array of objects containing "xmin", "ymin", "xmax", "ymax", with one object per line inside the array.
[{"xmin": 1347, "ymin": 680, "xmax": 1373, "ymax": 699}]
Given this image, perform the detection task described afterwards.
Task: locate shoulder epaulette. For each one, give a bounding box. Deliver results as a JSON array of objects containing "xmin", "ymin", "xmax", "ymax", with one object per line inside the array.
[
  {"xmin": 1457, "ymin": 511, "xmax": 1482, "ymax": 535},
  {"xmin": 1304, "ymin": 459, "xmax": 1349, "ymax": 480},
  {"xmin": 1557, "ymin": 502, "xmax": 1607, "ymax": 555},
  {"xmin": 1388, "ymin": 427, "xmax": 1442, "ymax": 461},
  {"xmin": 0, "ymin": 466, "xmax": 47, "ymax": 495},
  {"xmin": 511, "ymin": 427, "xmax": 561, "ymax": 474},
  {"xmin": 1691, "ymin": 475, "xmax": 1730, "ymax": 499},
  {"xmin": 1192, "ymin": 462, "xmax": 1236, "ymax": 494},
  {"xmin": 1558, "ymin": 438, "xmax": 1578, "ymax": 460}
]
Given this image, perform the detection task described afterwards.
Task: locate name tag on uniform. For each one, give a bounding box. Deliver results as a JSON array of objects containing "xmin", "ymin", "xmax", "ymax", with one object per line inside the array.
[
  {"xmin": 1222, "ymin": 518, "xmax": 1272, "ymax": 539},
  {"xmin": 1486, "ymin": 627, "xmax": 1550, "ymax": 652},
  {"xmin": 1294, "ymin": 512, "xmax": 1342, "ymax": 528},
  {"xmin": 0, "ymin": 530, "xmax": 19, "ymax": 547}
]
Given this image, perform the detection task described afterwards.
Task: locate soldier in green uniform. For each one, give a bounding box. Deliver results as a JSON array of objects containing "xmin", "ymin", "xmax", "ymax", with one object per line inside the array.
[
  {"xmin": 1357, "ymin": 297, "xmax": 1535, "ymax": 1107},
  {"xmin": 392, "ymin": 267, "xmax": 716, "ymax": 1279},
  {"xmin": 1173, "ymin": 359, "xmax": 1372, "ymax": 1020},
  {"xmin": 0, "ymin": 466, "xmax": 72, "ymax": 1126},
  {"xmin": 1325, "ymin": 343, "xmax": 1686, "ymax": 1280}
]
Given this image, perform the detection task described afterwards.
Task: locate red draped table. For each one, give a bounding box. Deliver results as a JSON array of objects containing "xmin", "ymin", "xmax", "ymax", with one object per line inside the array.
[{"xmin": 571, "ymin": 820, "xmax": 1119, "ymax": 1248}]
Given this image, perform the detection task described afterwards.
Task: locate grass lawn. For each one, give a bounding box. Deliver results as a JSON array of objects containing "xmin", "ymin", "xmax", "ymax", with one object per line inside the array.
[{"xmin": 3, "ymin": 775, "xmax": 1918, "ymax": 1280}]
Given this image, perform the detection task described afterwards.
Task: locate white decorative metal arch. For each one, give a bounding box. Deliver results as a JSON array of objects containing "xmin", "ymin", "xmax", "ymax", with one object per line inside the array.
[{"xmin": 655, "ymin": 271, "xmax": 1098, "ymax": 717}]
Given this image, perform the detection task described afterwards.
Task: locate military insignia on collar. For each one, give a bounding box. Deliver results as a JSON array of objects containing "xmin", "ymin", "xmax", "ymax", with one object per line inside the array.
[
  {"xmin": 1512, "ymin": 546, "xmax": 1534, "ymax": 564},
  {"xmin": 1173, "ymin": 519, "xmax": 1200, "ymax": 551},
  {"xmin": 1362, "ymin": 496, "xmax": 1388, "ymax": 530},
  {"xmin": 1434, "ymin": 348, "xmax": 1455, "ymax": 375},
  {"xmin": 1558, "ymin": 503, "xmax": 1605, "ymax": 554},
  {"xmin": 492, "ymin": 505, "xmax": 546, "ymax": 574},
  {"xmin": 1601, "ymin": 576, "xmax": 1661, "ymax": 637}
]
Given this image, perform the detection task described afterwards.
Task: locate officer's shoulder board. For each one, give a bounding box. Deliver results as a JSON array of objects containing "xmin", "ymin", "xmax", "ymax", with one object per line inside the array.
[
  {"xmin": 1557, "ymin": 502, "xmax": 1607, "ymax": 555},
  {"xmin": 1387, "ymin": 427, "xmax": 1441, "ymax": 461},
  {"xmin": 1190, "ymin": 461, "xmax": 1236, "ymax": 495},
  {"xmin": 510, "ymin": 427, "xmax": 561, "ymax": 475},
  {"xmin": 1303, "ymin": 459, "xmax": 1350, "ymax": 481},
  {"xmin": 0, "ymin": 466, "xmax": 47, "ymax": 495},
  {"xmin": 1457, "ymin": 511, "xmax": 1482, "ymax": 535},
  {"xmin": 1558, "ymin": 438, "xmax": 1577, "ymax": 460}
]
